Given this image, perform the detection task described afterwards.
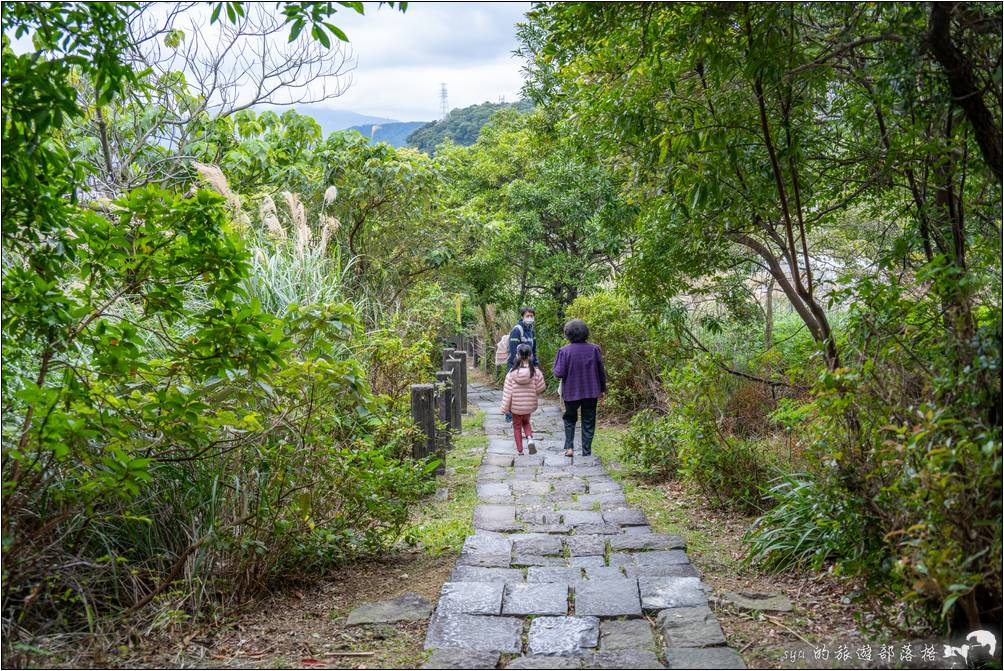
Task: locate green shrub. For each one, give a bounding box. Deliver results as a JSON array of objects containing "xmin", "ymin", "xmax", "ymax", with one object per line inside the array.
[
  {"xmin": 618, "ymin": 409, "xmax": 680, "ymax": 479},
  {"xmin": 744, "ymin": 474, "xmax": 870, "ymax": 571},
  {"xmin": 684, "ymin": 437, "xmax": 775, "ymax": 513},
  {"xmin": 747, "ymin": 267, "xmax": 1003, "ymax": 628},
  {"xmin": 1, "ymin": 186, "xmax": 436, "ymax": 643},
  {"xmin": 361, "ymin": 326, "xmax": 438, "ymax": 413},
  {"xmin": 664, "ymin": 357, "xmax": 778, "ymax": 512},
  {"xmin": 613, "ymin": 353, "xmax": 778, "ymax": 511},
  {"xmin": 565, "ymin": 291, "xmax": 678, "ymax": 413}
]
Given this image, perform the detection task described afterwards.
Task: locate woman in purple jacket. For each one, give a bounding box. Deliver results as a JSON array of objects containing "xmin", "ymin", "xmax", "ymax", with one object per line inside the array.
[{"xmin": 552, "ymin": 319, "xmax": 607, "ymax": 457}]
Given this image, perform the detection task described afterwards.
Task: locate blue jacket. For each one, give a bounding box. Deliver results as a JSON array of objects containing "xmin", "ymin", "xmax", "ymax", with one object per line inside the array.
[{"xmin": 507, "ymin": 321, "xmax": 538, "ymax": 370}]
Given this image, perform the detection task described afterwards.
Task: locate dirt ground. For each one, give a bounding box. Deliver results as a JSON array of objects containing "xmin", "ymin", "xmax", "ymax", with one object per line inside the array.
[{"xmin": 101, "ymin": 551, "xmax": 452, "ymax": 670}]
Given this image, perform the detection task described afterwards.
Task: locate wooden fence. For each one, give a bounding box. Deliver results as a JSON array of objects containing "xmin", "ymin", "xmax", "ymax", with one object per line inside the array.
[{"xmin": 409, "ymin": 334, "xmax": 480, "ymax": 475}]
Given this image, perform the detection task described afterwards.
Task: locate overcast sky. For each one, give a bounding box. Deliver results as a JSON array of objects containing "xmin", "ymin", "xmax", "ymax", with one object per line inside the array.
[
  {"xmin": 318, "ymin": 2, "xmax": 530, "ymax": 121},
  {"xmin": 7, "ymin": 2, "xmax": 531, "ymax": 122}
]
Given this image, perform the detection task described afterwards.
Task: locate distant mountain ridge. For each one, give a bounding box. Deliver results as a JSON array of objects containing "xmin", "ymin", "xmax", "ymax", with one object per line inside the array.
[
  {"xmin": 347, "ymin": 121, "xmax": 428, "ymax": 148},
  {"xmin": 280, "ymin": 105, "xmax": 399, "ymax": 135},
  {"xmin": 272, "ymin": 102, "xmax": 532, "ymax": 151}
]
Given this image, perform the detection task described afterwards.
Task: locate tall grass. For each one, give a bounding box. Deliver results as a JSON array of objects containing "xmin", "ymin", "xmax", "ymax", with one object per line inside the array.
[
  {"xmin": 743, "ymin": 474, "xmax": 869, "ymax": 571},
  {"xmin": 244, "ymin": 234, "xmax": 355, "ymax": 317}
]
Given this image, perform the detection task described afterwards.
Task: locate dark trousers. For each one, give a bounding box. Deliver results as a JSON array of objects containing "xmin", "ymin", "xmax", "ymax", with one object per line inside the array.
[{"xmin": 563, "ymin": 397, "xmax": 597, "ymax": 455}]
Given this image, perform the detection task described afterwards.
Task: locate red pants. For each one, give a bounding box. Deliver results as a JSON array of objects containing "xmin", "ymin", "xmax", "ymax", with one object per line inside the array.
[{"xmin": 512, "ymin": 413, "xmax": 534, "ymax": 452}]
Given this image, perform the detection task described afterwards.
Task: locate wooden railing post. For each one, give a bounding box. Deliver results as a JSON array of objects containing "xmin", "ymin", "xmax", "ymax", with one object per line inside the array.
[
  {"xmin": 444, "ymin": 358, "xmax": 463, "ymax": 432},
  {"xmin": 432, "ymin": 378, "xmax": 449, "ymax": 476},
  {"xmin": 410, "ymin": 384, "xmax": 436, "ymax": 471},
  {"xmin": 455, "ymin": 350, "xmax": 468, "ymax": 413},
  {"xmin": 442, "ymin": 347, "xmax": 456, "ymax": 372},
  {"xmin": 435, "ymin": 370, "xmax": 453, "ymax": 430}
]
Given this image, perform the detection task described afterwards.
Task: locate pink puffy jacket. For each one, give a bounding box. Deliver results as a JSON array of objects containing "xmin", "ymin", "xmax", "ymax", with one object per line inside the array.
[{"xmin": 500, "ymin": 365, "xmax": 546, "ymax": 416}]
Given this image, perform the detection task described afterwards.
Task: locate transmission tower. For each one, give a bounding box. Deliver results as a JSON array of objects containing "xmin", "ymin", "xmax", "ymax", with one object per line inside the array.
[{"xmin": 439, "ymin": 83, "xmax": 449, "ymax": 119}]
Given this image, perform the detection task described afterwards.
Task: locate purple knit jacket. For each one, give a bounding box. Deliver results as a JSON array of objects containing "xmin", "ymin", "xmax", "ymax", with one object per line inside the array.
[{"xmin": 552, "ymin": 342, "xmax": 607, "ymax": 401}]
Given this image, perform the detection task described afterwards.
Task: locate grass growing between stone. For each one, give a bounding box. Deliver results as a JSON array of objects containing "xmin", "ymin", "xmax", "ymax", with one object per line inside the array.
[{"xmin": 405, "ymin": 410, "xmax": 485, "ymax": 556}]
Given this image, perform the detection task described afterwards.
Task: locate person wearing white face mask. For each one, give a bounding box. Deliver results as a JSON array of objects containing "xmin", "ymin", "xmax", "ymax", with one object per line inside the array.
[
  {"xmin": 507, "ymin": 307, "xmax": 538, "ymax": 372},
  {"xmin": 504, "ymin": 307, "xmax": 539, "ymax": 423}
]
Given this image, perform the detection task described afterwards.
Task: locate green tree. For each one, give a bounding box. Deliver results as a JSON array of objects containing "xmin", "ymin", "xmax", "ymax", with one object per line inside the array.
[
  {"xmin": 319, "ymin": 132, "xmax": 455, "ymax": 306},
  {"xmin": 520, "ymin": 2, "xmax": 1001, "ymax": 371},
  {"xmin": 1, "ymin": 3, "xmax": 437, "ymax": 659},
  {"xmin": 444, "ymin": 109, "xmax": 632, "ymax": 317},
  {"xmin": 519, "ymin": 1, "xmax": 1001, "ymax": 630}
]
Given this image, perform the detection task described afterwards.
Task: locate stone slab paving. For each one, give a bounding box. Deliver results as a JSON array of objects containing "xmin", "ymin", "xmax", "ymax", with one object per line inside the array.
[
  {"xmin": 638, "ymin": 576, "xmax": 710, "ymax": 611},
  {"xmin": 575, "ymin": 578, "xmax": 642, "ymax": 616},
  {"xmin": 421, "ymin": 648, "xmax": 501, "ymax": 669},
  {"xmin": 599, "ymin": 619, "xmax": 657, "ymax": 651},
  {"xmin": 528, "ymin": 616, "xmax": 600, "ymax": 656},
  {"xmin": 506, "ymin": 657, "xmax": 584, "ymax": 669},
  {"xmin": 664, "ymin": 646, "xmax": 746, "ymax": 669},
  {"xmin": 346, "ymin": 592, "xmax": 432, "ymax": 625},
  {"xmin": 502, "ymin": 582, "xmax": 568, "ymax": 615},
  {"xmin": 423, "ymin": 381, "xmax": 745, "ymax": 669},
  {"xmin": 582, "ymin": 566, "xmax": 624, "ymax": 580},
  {"xmin": 424, "ymin": 613, "xmax": 523, "ymax": 653},
  {"xmin": 656, "ymin": 605, "xmax": 727, "ymax": 648},
  {"xmin": 436, "ymin": 581, "xmax": 504, "ymax": 615}
]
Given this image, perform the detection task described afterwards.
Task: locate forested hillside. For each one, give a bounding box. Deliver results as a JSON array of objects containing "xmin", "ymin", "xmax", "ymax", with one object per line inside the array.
[
  {"xmin": 407, "ymin": 99, "xmax": 534, "ymax": 153},
  {"xmin": 2, "ymin": 1, "xmax": 1000, "ymax": 667}
]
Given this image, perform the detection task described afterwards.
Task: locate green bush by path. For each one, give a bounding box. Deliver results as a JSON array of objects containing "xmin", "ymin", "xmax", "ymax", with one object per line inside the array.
[
  {"xmin": 1, "ymin": 17, "xmax": 452, "ymax": 646},
  {"xmin": 565, "ymin": 291, "xmax": 678, "ymax": 414},
  {"xmin": 618, "ymin": 410, "xmax": 680, "ymax": 480},
  {"xmin": 744, "ymin": 475, "xmax": 870, "ymax": 572},
  {"xmin": 1, "ymin": 184, "xmax": 441, "ymax": 641}
]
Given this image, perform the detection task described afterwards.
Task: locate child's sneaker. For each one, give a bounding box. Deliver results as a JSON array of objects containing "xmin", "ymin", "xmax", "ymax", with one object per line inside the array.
[
  {"xmin": 516, "ymin": 445, "xmax": 524, "ymax": 455},
  {"xmin": 527, "ymin": 439, "xmax": 537, "ymax": 455}
]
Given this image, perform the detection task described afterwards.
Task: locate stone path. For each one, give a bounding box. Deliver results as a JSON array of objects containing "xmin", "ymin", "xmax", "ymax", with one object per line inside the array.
[{"xmin": 422, "ymin": 382, "xmax": 746, "ymax": 670}]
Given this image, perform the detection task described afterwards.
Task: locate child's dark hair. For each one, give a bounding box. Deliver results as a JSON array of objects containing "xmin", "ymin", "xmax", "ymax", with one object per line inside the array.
[
  {"xmin": 563, "ymin": 319, "xmax": 589, "ymax": 343},
  {"xmin": 515, "ymin": 343, "xmax": 536, "ymax": 378}
]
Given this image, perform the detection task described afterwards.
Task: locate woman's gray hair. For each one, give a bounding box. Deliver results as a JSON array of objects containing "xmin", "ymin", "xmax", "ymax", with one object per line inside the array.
[{"xmin": 563, "ymin": 319, "xmax": 589, "ymax": 343}]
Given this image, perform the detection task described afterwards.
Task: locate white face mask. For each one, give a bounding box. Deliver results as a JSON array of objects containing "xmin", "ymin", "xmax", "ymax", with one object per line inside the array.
[{"xmin": 523, "ymin": 316, "xmax": 535, "ymax": 325}]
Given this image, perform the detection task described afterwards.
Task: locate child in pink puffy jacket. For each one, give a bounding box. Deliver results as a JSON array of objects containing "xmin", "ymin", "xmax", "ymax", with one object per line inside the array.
[{"xmin": 500, "ymin": 343, "xmax": 546, "ymax": 455}]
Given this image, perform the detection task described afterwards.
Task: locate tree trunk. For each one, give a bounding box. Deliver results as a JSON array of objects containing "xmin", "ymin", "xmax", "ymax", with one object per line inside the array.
[
  {"xmin": 732, "ymin": 232, "xmax": 840, "ymax": 369},
  {"xmin": 928, "ymin": 2, "xmax": 1003, "ymax": 183},
  {"xmin": 764, "ymin": 276, "xmax": 774, "ymax": 350}
]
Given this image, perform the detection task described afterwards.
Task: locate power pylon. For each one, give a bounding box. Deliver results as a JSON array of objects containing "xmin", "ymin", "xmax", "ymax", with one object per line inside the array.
[{"xmin": 439, "ymin": 83, "xmax": 449, "ymax": 120}]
